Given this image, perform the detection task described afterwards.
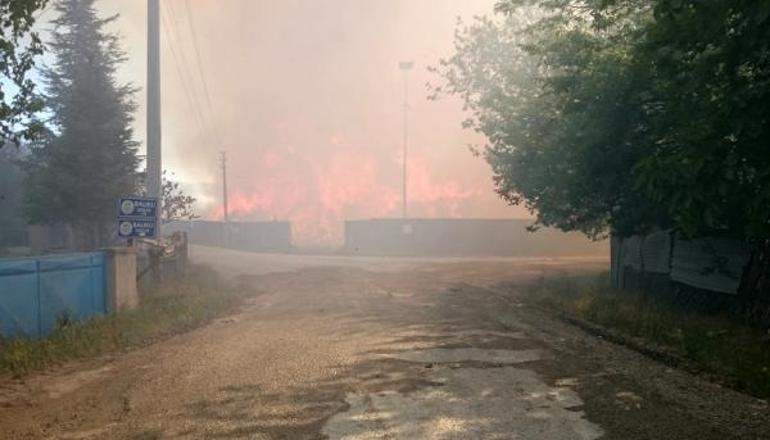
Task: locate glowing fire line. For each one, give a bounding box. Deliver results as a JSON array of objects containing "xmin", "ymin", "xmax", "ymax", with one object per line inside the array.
[{"xmin": 211, "ymin": 148, "xmax": 483, "ymax": 245}]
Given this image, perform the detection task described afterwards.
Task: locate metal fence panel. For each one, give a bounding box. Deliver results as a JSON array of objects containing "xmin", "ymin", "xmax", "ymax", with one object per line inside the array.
[
  {"xmin": 0, "ymin": 252, "xmax": 106, "ymax": 339},
  {"xmin": 671, "ymin": 236, "xmax": 750, "ymax": 294},
  {"xmin": 621, "ymin": 236, "xmax": 642, "ymax": 270},
  {"xmin": 641, "ymin": 231, "xmax": 672, "ymax": 274},
  {"xmin": 38, "ymin": 253, "xmax": 105, "ymax": 334},
  {"xmin": 0, "ymin": 259, "xmax": 39, "ymax": 338}
]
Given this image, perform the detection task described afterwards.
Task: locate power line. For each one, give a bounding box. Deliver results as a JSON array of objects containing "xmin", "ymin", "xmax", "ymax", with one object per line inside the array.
[
  {"xmin": 182, "ymin": 0, "xmax": 222, "ymax": 147},
  {"xmin": 160, "ymin": 1, "xmax": 209, "ymax": 139},
  {"xmin": 164, "ymin": 0, "xmax": 230, "ymax": 214},
  {"xmin": 163, "ymin": 0, "xmax": 215, "ymax": 144}
]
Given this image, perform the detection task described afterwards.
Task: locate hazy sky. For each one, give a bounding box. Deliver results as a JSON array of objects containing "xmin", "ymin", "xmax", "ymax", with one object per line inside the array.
[{"xmin": 55, "ymin": 0, "xmax": 530, "ymax": 244}]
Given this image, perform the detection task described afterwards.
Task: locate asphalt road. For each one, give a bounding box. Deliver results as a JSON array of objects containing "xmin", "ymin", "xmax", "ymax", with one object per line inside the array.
[{"xmin": 0, "ymin": 246, "xmax": 767, "ymax": 439}]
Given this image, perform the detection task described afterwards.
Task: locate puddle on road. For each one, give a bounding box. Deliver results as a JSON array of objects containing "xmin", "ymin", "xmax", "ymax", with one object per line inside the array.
[
  {"xmin": 388, "ymin": 348, "xmax": 542, "ymax": 365},
  {"xmin": 450, "ymin": 329, "xmax": 527, "ymax": 339},
  {"xmin": 323, "ymin": 348, "xmax": 603, "ymax": 439},
  {"xmin": 370, "ymin": 327, "xmax": 528, "ymax": 354}
]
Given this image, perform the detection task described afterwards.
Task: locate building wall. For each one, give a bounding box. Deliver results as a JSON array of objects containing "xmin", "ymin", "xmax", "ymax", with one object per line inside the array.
[{"xmin": 344, "ymin": 218, "xmax": 608, "ymax": 257}]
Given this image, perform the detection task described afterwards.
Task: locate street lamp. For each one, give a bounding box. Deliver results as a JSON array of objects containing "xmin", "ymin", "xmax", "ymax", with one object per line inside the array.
[{"xmin": 399, "ymin": 61, "xmax": 413, "ymax": 219}]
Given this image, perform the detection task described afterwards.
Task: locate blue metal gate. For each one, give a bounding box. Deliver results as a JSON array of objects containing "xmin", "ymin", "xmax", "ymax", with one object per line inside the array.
[{"xmin": 0, "ymin": 252, "xmax": 106, "ymax": 339}]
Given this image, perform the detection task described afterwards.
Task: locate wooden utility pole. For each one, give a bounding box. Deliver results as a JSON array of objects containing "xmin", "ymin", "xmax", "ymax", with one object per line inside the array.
[
  {"xmin": 147, "ymin": 0, "xmax": 162, "ymax": 210},
  {"xmin": 220, "ymin": 151, "xmax": 229, "ymax": 223},
  {"xmin": 399, "ymin": 61, "xmax": 413, "ymax": 219},
  {"xmin": 220, "ymin": 151, "xmax": 229, "ymax": 246}
]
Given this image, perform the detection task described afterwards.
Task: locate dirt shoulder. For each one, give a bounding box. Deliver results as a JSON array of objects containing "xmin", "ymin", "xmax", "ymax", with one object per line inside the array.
[{"xmin": 491, "ymin": 292, "xmax": 770, "ymax": 440}]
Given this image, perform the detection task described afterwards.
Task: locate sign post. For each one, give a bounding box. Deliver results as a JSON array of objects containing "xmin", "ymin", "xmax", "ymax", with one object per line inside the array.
[{"xmin": 117, "ymin": 196, "xmax": 158, "ymax": 241}]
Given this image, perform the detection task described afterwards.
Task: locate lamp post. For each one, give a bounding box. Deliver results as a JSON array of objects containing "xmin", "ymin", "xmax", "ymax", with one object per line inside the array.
[{"xmin": 398, "ymin": 61, "xmax": 413, "ymax": 219}]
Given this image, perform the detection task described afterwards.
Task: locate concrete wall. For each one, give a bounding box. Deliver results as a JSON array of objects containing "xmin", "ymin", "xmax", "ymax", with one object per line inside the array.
[
  {"xmin": 104, "ymin": 247, "xmax": 139, "ymax": 312},
  {"xmin": 344, "ymin": 218, "xmax": 607, "ymax": 257},
  {"xmin": 166, "ymin": 220, "xmax": 292, "ymax": 252}
]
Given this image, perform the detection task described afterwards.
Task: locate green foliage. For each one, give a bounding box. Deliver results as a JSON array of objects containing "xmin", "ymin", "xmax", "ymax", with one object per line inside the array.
[
  {"xmin": 632, "ymin": 0, "xmax": 770, "ymax": 239},
  {"xmin": 435, "ymin": 0, "xmax": 770, "ymax": 241},
  {"xmin": 0, "ymin": 0, "xmax": 48, "ymax": 146},
  {"xmin": 22, "ymin": 0, "xmax": 140, "ymax": 248},
  {"xmin": 433, "ymin": 2, "xmax": 666, "ymax": 238},
  {"xmin": 161, "ymin": 170, "xmax": 199, "ymax": 224}
]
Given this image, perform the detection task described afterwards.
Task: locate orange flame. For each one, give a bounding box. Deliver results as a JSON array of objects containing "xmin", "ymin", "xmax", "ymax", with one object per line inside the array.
[{"xmin": 211, "ymin": 145, "xmax": 485, "ymax": 245}]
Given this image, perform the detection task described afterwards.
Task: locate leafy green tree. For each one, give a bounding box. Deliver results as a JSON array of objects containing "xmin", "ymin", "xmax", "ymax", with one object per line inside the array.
[
  {"xmin": 438, "ymin": 0, "xmax": 770, "ymax": 240},
  {"xmin": 161, "ymin": 170, "xmax": 198, "ymax": 224},
  {"xmin": 627, "ymin": 0, "xmax": 770, "ymax": 296},
  {"xmin": 631, "ymin": 0, "xmax": 770, "ymax": 240},
  {"xmin": 432, "ymin": 3, "xmax": 666, "ymax": 239},
  {"xmin": 0, "ymin": 0, "xmax": 49, "ymax": 146},
  {"xmin": 438, "ymin": 0, "xmax": 770, "ymax": 296},
  {"xmin": 23, "ymin": 0, "xmax": 139, "ymax": 249}
]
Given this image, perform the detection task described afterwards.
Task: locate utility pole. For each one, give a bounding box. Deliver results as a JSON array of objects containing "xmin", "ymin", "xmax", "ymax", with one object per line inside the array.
[
  {"xmin": 219, "ymin": 151, "xmax": 229, "ymax": 224},
  {"xmin": 220, "ymin": 151, "xmax": 229, "ymax": 246},
  {"xmin": 399, "ymin": 61, "xmax": 413, "ymax": 219},
  {"xmin": 147, "ymin": 0, "xmax": 162, "ymax": 211}
]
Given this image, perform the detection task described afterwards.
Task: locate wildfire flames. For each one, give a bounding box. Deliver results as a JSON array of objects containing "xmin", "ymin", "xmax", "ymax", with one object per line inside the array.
[{"xmin": 211, "ymin": 144, "xmax": 485, "ymax": 245}]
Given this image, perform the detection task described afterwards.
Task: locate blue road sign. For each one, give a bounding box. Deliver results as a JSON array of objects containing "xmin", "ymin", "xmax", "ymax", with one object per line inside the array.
[
  {"xmin": 117, "ymin": 219, "xmax": 157, "ymax": 238},
  {"xmin": 118, "ymin": 196, "xmax": 158, "ymax": 219},
  {"xmin": 117, "ymin": 196, "xmax": 158, "ymax": 239}
]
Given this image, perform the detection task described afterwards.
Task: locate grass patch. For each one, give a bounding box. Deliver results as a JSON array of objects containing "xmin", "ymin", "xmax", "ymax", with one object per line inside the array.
[
  {"xmin": 0, "ymin": 265, "xmax": 250, "ymax": 377},
  {"xmin": 529, "ymin": 274, "xmax": 770, "ymax": 398}
]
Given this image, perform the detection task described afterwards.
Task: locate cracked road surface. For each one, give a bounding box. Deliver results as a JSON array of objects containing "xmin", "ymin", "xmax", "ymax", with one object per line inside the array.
[{"xmin": 1, "ymin": 246, "xmax": 768, "ymax": 439}]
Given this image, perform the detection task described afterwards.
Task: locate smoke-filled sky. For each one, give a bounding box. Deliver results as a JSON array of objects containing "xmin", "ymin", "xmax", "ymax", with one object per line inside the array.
[{"xmin": 60, "ymin": 0, "xmax": 531, "ymax": 244}]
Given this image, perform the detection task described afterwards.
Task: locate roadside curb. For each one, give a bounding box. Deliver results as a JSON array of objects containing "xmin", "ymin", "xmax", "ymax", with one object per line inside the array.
[{"xmin": 552, "ymin": 311, "xmax": 768, "ymax": 402}]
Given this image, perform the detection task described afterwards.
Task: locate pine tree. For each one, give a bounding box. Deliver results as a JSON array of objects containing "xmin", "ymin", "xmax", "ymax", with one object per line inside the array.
[{"xmin": 24, "ymin": 0, "xmax": 139, "ymax": 249}]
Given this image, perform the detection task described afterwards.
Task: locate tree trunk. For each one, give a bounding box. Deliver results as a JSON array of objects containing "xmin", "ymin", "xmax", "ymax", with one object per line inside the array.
[{"xmin": 738, "ymin": 240, "xmax": 770, "ymax": 301}]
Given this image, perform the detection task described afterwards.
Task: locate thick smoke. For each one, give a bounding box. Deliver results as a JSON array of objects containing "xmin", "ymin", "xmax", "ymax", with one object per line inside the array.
[{"xmin": 98, "ymin": 0, "xmax": 529, "ymax": 245}]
